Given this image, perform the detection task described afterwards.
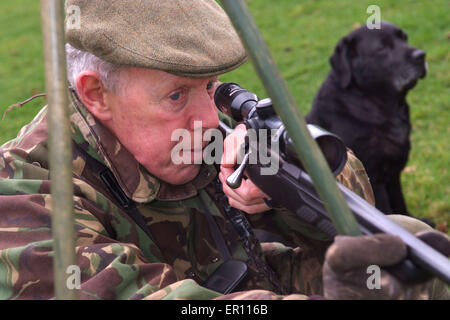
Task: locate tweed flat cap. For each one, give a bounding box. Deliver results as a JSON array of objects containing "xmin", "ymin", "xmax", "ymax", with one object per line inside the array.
[{"xmin": 65, "ymin": 0, "xmax": 247, "ymax": 77}]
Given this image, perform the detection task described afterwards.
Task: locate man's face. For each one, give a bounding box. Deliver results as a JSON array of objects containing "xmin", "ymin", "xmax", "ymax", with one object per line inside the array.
[{"xmin": 103, "ymin": 68, "xmax": 219, "ymax": 185}]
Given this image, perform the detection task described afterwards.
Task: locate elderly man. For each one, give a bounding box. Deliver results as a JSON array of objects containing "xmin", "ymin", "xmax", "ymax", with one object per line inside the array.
[{"xmin": 0, "ymin": 0, "xmax": 448, "ymax": 300}]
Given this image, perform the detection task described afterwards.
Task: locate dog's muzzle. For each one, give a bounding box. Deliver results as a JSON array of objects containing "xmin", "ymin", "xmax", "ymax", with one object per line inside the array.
[{"xmin": 411, "ymin": 49, "xmax": 427, "ymax": 78}]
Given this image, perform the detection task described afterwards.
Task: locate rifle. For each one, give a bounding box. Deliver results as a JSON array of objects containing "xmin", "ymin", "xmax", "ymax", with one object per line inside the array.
[{"xmin": 215, "ymin": 82, "xmax": 450, "ymax": 285}]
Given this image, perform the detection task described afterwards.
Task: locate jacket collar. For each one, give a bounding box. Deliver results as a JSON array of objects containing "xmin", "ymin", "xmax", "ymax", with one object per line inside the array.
[{"xmin": 68, "ymin": 89, "xmax": 216, "ymax": 203}]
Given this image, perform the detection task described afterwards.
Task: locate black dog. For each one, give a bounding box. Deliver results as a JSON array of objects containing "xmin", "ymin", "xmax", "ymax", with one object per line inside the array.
[{"xmin": 306, "ymin": 22, "xmax": 427, "ymax": 218}]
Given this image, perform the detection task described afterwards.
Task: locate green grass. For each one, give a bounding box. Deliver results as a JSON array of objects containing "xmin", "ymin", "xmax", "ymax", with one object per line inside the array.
[
  {"xmin": 0, "ymin": 0, "xmax": 448, "ymax": 227},
  {"xmin": 0, "ymin": 0, "xmax": 45, "ymax": 138}
]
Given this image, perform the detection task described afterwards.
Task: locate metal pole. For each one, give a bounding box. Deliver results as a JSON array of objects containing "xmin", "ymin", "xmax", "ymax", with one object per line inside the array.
[
  {"xmin": 220, "ymin": 0, "xmax": 362, "ymax": 236},
  {"xmin": 40, "ymin": 0, "xmax": 78, "ymax": 299}
]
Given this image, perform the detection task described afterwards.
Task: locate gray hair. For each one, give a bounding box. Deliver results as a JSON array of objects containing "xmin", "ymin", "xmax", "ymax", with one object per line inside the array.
[{"xmin": 65, "ymin": 43, "xmax": 125, "ymax": 92}]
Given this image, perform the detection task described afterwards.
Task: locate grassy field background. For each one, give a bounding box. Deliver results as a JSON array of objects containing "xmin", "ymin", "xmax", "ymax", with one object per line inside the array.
[{"xmin": 0, "ymin": 0, "xmax": 448, "ymax": 227}]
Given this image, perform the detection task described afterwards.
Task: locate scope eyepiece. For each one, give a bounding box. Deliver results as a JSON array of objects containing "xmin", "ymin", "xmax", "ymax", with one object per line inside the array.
[{"xmin": 214, "ymin": 83, "xmax": 258, "ymax": 121}]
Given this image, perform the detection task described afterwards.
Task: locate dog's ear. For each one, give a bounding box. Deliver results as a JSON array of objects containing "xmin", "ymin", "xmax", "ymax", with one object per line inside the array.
[{"xmin": 330, "ymin": 37, "xmax": 354, "ymax": 89}]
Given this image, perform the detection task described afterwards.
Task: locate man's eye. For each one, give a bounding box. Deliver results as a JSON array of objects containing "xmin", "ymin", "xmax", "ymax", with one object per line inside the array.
[
  {"xmin": 169, "ymin": 92, "xmax": 181, "ymax": 101},
  {"xmin": 206, "ymin": 81, "xmax": 214, "ymax": 90}
]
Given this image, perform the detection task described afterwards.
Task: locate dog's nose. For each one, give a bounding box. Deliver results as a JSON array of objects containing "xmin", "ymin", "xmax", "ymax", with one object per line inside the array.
[{"xmin": 411, "ymin": 49, "xmax": 426, "ymax": 62}]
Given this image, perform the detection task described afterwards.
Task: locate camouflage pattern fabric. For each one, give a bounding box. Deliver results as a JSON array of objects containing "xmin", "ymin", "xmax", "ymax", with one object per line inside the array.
[
  {"xmin": 0, "ymin": 90, "xmax": 375, "ymax": 299},
  {"xmin": 336, "ymin": 148, "xmax": 375, "ymax": 206}
]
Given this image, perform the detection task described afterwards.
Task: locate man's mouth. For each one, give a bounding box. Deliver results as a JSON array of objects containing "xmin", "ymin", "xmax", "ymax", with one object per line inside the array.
[
  {"xmin": 191, "ymin": 141, "xmax": 209, "ymax": 152},
  {"xmin": 187, "ymin": 142, "xmax": 210, "ymax": 163}
]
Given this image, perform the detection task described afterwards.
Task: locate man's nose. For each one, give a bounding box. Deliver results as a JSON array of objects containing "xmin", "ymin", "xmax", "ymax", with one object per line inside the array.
[{"xmin": 189, "ymin": 92, "xmax": 219, "ymax": 131}]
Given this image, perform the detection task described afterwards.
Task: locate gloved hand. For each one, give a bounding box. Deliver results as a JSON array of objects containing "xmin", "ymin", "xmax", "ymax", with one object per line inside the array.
[{"xmin": 323, "ymin": 231, "xmax": 450, "ymax": 300}]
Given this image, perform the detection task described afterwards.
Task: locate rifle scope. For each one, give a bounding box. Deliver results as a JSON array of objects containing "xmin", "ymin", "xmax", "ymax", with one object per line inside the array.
[{"xmin": 215, "ymin": 82, "xmax": 347, "ymax": 175}]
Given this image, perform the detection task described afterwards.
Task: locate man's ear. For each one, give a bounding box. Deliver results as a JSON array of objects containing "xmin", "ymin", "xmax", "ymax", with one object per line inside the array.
[
  {"xmin": 75, "ymin": 71, "xmax": 112, "ymax": 121},
  {"xmin": 329, "ymin": 37, "xmax": 354, "ymax": 89}
]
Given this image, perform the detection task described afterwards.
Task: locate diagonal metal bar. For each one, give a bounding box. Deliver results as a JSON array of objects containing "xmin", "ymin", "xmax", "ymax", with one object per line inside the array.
[{"xmin": 220, "ymin": 0, "xmax": 362, "ymax": 236}]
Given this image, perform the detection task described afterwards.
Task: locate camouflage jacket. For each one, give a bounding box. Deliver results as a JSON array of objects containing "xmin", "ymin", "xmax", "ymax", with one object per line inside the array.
[{"xmin": 0, "ymin": 90, "xmax": 375, "ymax": 300}]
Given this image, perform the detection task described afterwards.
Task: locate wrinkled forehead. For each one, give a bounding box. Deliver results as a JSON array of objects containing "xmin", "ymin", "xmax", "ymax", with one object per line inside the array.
[
  {"xmin": 128, "ymin": 67, "xmax": 217, "ymax": 84},
  {"xmin": 121, "ymin": 67, "xmax": 217, "ymax": 94}
]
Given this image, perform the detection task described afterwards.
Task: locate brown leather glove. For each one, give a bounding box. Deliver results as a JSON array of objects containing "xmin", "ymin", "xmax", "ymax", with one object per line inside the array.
[{"xmin": 323, "ymin": 231, "xmax": 450, "ymax": 300}]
